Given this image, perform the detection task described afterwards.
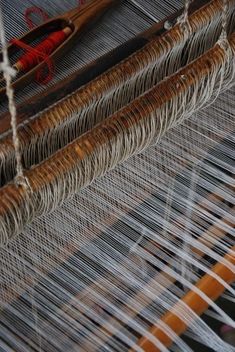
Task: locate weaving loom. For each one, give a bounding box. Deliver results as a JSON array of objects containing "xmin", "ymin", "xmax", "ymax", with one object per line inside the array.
[{"xmin": 0, "ymin": 0, "xmax": 235, "ymax": 351}]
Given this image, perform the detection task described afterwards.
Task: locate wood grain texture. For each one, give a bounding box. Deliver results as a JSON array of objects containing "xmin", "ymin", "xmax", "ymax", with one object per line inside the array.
[
  {"xmin": 1, "ymin": 32, "xmax": 234, "ymax": 244},
  {"xmin": 0, "ymin": 0, "xmax": 210, "ymax": 135}
]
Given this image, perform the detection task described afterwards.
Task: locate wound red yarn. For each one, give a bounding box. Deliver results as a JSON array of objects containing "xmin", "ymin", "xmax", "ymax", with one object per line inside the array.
[
  {"xmin": 11, "ymin": 30, "xmax": 66, "ymax": 84},
  {"xmin": 24, "ymin": 6, "xmax": 49, "ymax": 29},
  {"xmin": 19, "ymin": 4, "xmax": 80, "ymax": 85}
]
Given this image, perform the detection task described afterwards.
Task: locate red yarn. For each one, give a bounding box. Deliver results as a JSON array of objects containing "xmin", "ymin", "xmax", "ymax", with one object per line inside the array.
[
  {"xmin": 17, "ymin": 4, "xmax": 82, "ymax": 85},
  {"xmin": 24, "ymin": 6, "xmax": 49, "ymax": 29},
  {"xmin": 11, "ymin": 30, "xmax": 66, "ymax": 84},
  {"xmin": 79, "ymin": 0, "xmax": 86, "ymax": 5}
]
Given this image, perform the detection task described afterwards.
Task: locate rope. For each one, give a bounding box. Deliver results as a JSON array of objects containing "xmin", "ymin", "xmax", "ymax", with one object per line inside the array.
[
  {"xmin": 0, "ymin": 5, "xmax": 25, "ymax": 184},
  {"xmin": 177, "ymin": 0, "xmax": 191, "ymax": 37},
  {"xmin": 220, "ymin": 0, "xmax": 229, "ymax": 40},
  {"xmin": 217, "ymin": 0, "xmax": 230, "ymax": 53}
]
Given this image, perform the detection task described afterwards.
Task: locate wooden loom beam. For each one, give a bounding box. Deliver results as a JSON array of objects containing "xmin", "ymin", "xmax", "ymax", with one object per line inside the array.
[
  {"xmin": 135, "ymin": 246, "xmax": 235, "ymax": 351},
  {"xmin": 68, "ymin": 201, "xmax": 235, "ymax": 351},
  {"xmin": 0, "ymin": 3, "xmax": 234, "ymax": 352},
  {"xmin": 1, "ymin": 165, "xmax": 233, "ymax": 349},
  {"xmin": 1, "ymin": 133, "xmax": 232, "ymax": 307},
  {"xmin": 0, "ymin": 32, "xmax": 234, "ymax": 245},
  {"xmin": 0, "ymin": 0, "xmax": 211, "ymax": 135},
  {"xmin": 0, "ymin": 0, "xmax": 230, "ymax": 150}
]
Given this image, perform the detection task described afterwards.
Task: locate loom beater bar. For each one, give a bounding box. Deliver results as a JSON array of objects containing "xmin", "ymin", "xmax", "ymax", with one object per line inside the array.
[
  {"xmin": 0, "ymin": 32, "xmax": 234, "ymax": 245},
  {"xmin": 0, "ymin": 0, "xmax": 233, "ymax": 188},
  {"xmin": 0, "ymin": 0, "xmax": 211, "ymax": 133}
]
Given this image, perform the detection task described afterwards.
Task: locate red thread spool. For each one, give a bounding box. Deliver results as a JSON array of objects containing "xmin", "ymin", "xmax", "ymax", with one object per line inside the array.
[{"xmin": 11, "ymin": 28, "xmax": 71, "ymax": 84}]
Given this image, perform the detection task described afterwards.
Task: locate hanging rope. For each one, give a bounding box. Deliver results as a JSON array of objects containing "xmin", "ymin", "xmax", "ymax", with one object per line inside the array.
[
  {"xmin": 217, "ymin": 0, "xmax": 231, "ymax": 55},
  {"xmin": 177, "ymin": 0, "xmax": 191, "ymax": 36},
  {"xmin": 0, "ymin": 5, "xmax": 25, "ymax": 184},
  {"xmin": 220, "ymin": 0, "xmax": 229, "ymax": 40}
]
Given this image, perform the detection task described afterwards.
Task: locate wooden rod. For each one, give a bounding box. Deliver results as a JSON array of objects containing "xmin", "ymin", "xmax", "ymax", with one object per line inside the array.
[
  {"xmin": 0, "ymin": 0, "xmax": 211, "ymax": 134},
  {"xmin": 134, "ymin": 246, "xmax": 235, "ymax": 352},
  {"xmin": 1, "ymin": 132, "xmax": 232, "ymax": 306},
  {"xmin": 0, "ymin": 0, "xmax": 233, "ymax": 190},
  {"xmin": 0, "ymin": 33, "xmax": 234, "ymax": 246},
  {"xmin": 0, "ymin": 124, "xmax": 230, "ymax": 307},
  {"xmin": 0, "ymin": 0, "xmax": 229, "ymax": 156},
  {"xmin": 73, "ymin": 205, "xmax": 235, "ymax": 352}
]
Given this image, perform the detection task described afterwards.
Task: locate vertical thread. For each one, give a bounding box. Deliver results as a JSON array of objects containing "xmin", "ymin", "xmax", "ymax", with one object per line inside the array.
[
  {"xmin": 177, "ymin": 0, "xmax": 191, "ymax": 37},
  {"xmin": 0, "ymin": 6, "xmax": 24, "ymax": 182},
  {"xmin": 217, "ymin": 0, "xmax": 231, "ymax": 53},
  {"xmin": 182, "ymin": 0, "xmax": 190, "ymax": 24},
  {"xmin": 220, "ymin": 0, "xmax": 228, "ymax": 40}
]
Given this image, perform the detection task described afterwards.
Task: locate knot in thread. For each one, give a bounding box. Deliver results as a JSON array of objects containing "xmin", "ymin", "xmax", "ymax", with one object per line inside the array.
[
  {"xmin": 14, "ymin": 174, "xmax": 32, "ymax": 191},
  {"xmin": 0, "ymin": 62, "xmax": 17, "ymax": 77},
  {"xmin": 177, "ymin": 0, "xmax": 192, "ymax": 38},
  {"xmin": 217, "ymin": 36, "xmax": 230, "ymax": 53}
]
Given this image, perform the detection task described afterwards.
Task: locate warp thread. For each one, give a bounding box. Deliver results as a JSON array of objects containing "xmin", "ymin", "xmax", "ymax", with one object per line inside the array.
[
  {"xmin": 1, "ymin": 31, "xmax": 235, "ymax": 245},
  {"xmin": 1, "ymin": 0, "xmax": 234, "ymax": 189}
]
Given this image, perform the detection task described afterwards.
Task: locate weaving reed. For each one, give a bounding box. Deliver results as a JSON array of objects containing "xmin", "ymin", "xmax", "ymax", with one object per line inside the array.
[{"xmin": 0, "ymin": 0, "xmax": 235, "ymax": 351}]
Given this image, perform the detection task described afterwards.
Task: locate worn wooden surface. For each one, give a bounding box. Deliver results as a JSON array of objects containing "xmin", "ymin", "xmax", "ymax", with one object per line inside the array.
[{"xmin": 0, "ymin": 0, "xmax": 210, "ymax": 135}]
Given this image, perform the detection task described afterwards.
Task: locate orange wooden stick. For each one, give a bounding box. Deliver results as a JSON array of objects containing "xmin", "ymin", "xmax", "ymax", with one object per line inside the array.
[{"xmin": 134, "ymin": 246, "xmax": 235, "ymax": 352}]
